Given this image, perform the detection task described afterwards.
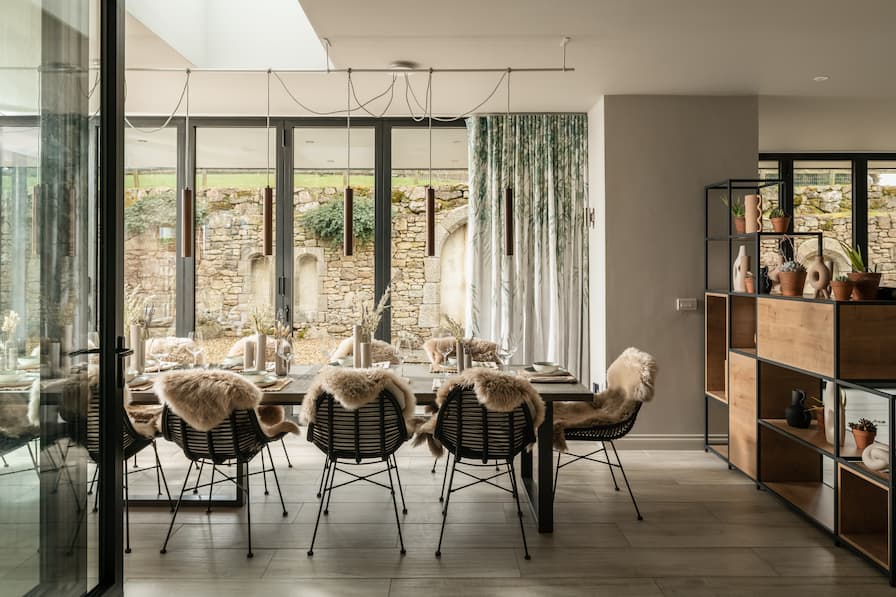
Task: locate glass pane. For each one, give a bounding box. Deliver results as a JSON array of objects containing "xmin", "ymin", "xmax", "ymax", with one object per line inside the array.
[
  {"xmin": 868, "ymin": 162, "xmax": 896, "ymax": 286},
  {"xmin": 293, "ymin": 127, "xmax": 375, "ymax": 364},
  {"xmin": 391, "ymin": 127, "xmax": 469, "ymax": 344},
  {"xmin": 125, "ymin": 127, "xmax": 178, "ymax": 339},
  {"xmin": 758, "ymin": 162, "xmax": 781, "ymax": 265},
  {"xmin": 195, "ymin": 127, "xmax": 277, "ymax": 365},
  {"xmin": 794, "ymin": 161, "xmax": 853, "ymax": 279}
]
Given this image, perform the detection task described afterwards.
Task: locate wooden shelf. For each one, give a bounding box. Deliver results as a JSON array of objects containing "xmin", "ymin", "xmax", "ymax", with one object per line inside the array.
[
  {"xmin": 705, "ymin": 293, "xmax": 728, "ymax": 402},
  {"xmin": 706, "ymin": 390, "xmax": 727, "ymax": 404},
  {"xmin": 707, "ymin": 444, "xmax": 729, "ymax": 460},
  {"xmin": 839, "ymin": 464, "xmax": 889, "ymax": 570},
  {"xmin": 851, "ymin": 461, "xmax": 891, "ymax": 485},
  {"xmin": 841, "ymin": 532, "xmax": 888, "ymax": 570},
  {"xmin": 765, "ymin": 481, "xmax": 835, "ymax": 531},
  {"xmin": 761, "ymin": 419, "xmax": 834, "ymax": 456}
]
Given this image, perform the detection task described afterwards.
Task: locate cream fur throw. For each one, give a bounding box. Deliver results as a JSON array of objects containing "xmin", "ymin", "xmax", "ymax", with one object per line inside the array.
[
  {"xmin": 413, "ymin": 368, "xmax": 545, "ymax": 458},
  {"xmin": 330, "ymin": 336, "xmax": 400, "ymax": 365},
  {"xmin": 154, "ymin": 369, "xmax": 299, "ymax": 438},
  {"xmin": 301, "ymin": 366, "xmax": 417, "ymax": 433},
  {"xmin": 422, "ymin": 337, "xmax": 500, "ymax": 366},
  {"xmin": 552, "ymin": 347, "xmax": 657, "ymax": 451}
]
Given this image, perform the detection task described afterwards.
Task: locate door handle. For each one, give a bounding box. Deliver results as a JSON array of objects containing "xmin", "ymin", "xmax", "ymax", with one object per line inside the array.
[
  {"xmin": 69, "ymin": 347, "xmax": 100, "ymax": 357},
  {"xmin": 115, "ymin": 336, "xmax": 132, "ymax": 388}
]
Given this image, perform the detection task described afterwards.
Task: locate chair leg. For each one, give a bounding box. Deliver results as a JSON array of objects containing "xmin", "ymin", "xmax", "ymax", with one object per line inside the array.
[
  {"xmin": 308, "ymin": 458, "xmax": 335, "ymax": 556},
  {"xmin": 390, "ymin": 455, "xmax": 407, "ymax": 514},
  {"xmin": 152, "ymin": 441, "xmax": 174, "ymax": 512},
  {"xmin": 439, "ymin": 452, "xmax": 452, "ymax": 503},
  {"xmin": 92, "ymin": 466, "xmax": 100, "ymax": 513},
  {"xmin": 280, "ymin": 438, "xmax": 293, "ymax": 468},
  {"xmin": 87, "ymin": 466, "xmax": 98, "ymax": 496},
  {"xmin": 124, "ymin": 461, "xmax": 131, "ymax": 554},
  {"xmin": 245, "ymin": 460, "xmax": 253, "ymax": 558},
  {"xmin": 192, "ymin": 460, "xmax": 204, "ymax": 494},
  {"xmin": 386, "ymin": 458, "xmax": 406, "ymax": 555},
  {"xmin": 260, "ymin": 448, "xmax": 270, "ymax": 495},
  {"xmin": 161, "ymin": 460, "xmax": 194, "ymax": 554},
  {"xmin": 609, "ymin": 441, "xmax": 642, "ymax": 521},
  {"xmin": 1, "ymin": 455, "xmax": 7, "ymax": 467},
  {"xmin": 323, "ymin": 457, "xmax": 336, "ymax": 515},
  {"xmin": 508, "ymin": 459, "xmax": 531, "ymax": 560},
  {"xmin": 316, "ymin": 455, "xmax": 329, "ymax": 498},
  {"xmin": 133, "ymin": 453, "xmax": 139, "ymax": 469},
  {"xmin": 206, "ymin": 464, "xmax": 216, "ymax": 515},
  {"xmin": 435, "ymin": 456, "xmax": 457, "ymax": 558},
  {"xmin": 603, "ymin": 441, "xmax": 620, "ymax": 491},
  {"xmin": 431, "ymin": 457, "xmax": 438, "ymax": 474},
  {"xmin": 552, "ymin": 450, "xmax": 562, "ymax": 501},
  {"xmin": 265, "ymin": 444, "xmax": 288, "ymax": 517}
]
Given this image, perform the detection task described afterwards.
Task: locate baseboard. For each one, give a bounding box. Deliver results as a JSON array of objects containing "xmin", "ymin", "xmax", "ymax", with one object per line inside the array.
[{"xmin": 613, "ymin": 433, "xmax": 727, "ymax": 450}]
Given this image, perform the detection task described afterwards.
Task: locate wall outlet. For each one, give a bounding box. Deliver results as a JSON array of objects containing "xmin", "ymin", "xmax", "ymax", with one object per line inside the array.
[{"xmin": 676, "ymin": 298, "xmax": 698, "ymax": 311}]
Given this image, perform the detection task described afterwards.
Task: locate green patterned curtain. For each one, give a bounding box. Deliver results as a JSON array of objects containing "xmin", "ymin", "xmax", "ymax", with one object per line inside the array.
[{"xmin": 466, "ymin": 114, "xmax": 589, "ymax": 380}]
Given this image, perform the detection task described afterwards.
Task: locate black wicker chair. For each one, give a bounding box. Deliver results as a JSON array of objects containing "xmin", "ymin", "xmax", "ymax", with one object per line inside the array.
[
  {"xmin": 433, "ymin": 385, "xmax": 536, "ymax": 560},
  {"xmin": 159, "ymin": 406, "xmax": 289, "ymax": 558},
  {"xmin": 306, "ymin": 389, "xmax": 409, "ymax": 555},
  {"xmin": 553, "ymin": 401, "xmax": 643, "ymax": 520},
  {"xmin": 0, "ymin": 434, "xmax": 39, "ymax": 478}
]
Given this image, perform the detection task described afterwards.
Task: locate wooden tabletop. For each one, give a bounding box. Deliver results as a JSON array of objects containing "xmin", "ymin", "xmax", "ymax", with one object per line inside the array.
[{"xmin": 128, "ymin": 363, "xmax": 594, "ymax": 406}]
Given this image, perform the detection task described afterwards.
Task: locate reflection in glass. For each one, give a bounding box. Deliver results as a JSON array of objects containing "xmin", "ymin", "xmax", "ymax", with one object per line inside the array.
[{"xmin": 868, "ymin": 162, "xmax": 896, "ymax": 286}]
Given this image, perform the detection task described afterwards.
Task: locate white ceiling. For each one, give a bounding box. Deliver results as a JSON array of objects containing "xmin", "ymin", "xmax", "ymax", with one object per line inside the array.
[{"xmin": 121, "ymin": 0, "xmax": 896, "ymax": 117}]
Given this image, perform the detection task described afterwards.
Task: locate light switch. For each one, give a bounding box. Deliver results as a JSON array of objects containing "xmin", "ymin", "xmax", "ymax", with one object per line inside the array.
[{"xmin": 676, "ymin": 298, "xmax": 698, "ymax": 311}]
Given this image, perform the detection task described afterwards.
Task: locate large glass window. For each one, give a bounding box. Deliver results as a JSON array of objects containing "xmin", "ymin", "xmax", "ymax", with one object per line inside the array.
[
  {"xmin": 869, "ymin": 161, "xmax": 896, "ymax": 285},
  {"xmin": 793, "ymin": 160, "xmax": 853, "ymax": 278},
  {"xmin": 195, "ymin": 127, "xmax": 276, "ymax": 363}
]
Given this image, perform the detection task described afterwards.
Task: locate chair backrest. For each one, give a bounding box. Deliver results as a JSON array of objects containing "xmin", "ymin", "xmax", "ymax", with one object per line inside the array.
[
  {"xmin": 86, "ymin": 386, "xmax": 152, "ymax": 462},
  {"xmin": 161, "ymin": 406, "xmax": 267, "ymax": 464},
  {"xmin": 434, "ymin": 386, "xmax": 535, "ymax": 462},
  {"xmin": 308, "ymin": 390, "xmax": 408, "ymax": 462}
]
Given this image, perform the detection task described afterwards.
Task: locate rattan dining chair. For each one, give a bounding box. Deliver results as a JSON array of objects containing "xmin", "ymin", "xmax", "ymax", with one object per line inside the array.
[
  {"xmin": 306, "ymin": 389, "xmax": 409, "ymax": 555},
  {"xmin": 433, "ymin": 385, "xmax": 536, "ymax": 560},
  {"xmin": 159, "ymin": 406, "xmax": 289, "ymax": 558}
]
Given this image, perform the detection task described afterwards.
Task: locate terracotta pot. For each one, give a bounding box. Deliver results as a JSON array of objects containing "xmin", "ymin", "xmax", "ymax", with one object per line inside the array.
[
  {"xmin": 778, "ymin": 271, "xmax": 807, "ymax": 297},
  {"xmin": 831, "ymin": 280, "xmax": 854, "ymax": 301},
  {"xmin": 848, "ymin": 271, "xmax": 882, "ymax": 301},
  {"xmin": 744, "ymin": 277, "xmax": 755, "ymax": 294},
  {"xmin": 733, "ymin": 216, "xmax": 746, "ymax": 234},
  {"xmin": 770, "ymin": 216, "xmax": 791, "ymax": 233},
  {"xmin": 852, "ymin": 428, "xmax": 876, "ymax": 451},
  {"xmin": 814, "ymin": 409, "xmax": 825, "ymax": 430}
]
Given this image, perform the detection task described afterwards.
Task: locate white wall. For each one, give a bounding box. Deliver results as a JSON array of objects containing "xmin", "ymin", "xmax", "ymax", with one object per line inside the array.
[{"xmin": 589, "ymin": 95, "xmax": 758, "ymax": 447}]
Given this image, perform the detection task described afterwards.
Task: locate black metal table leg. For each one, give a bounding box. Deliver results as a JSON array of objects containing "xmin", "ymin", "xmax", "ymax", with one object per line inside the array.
[{"xmin": 536, "ymin": 402, "xmax": 554, "ymax": 533}]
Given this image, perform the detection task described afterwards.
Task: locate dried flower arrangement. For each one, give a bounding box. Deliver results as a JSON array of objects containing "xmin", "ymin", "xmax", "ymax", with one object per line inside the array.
[{"xmin": 359, "ymin": 285, "xmax": 391, "ymax": 339}]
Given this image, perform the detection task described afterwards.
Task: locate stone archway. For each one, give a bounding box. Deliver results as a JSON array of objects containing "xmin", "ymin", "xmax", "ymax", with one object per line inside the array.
[
  {"xmin": 294, "ymin": 247, "xmax": 327, "ymax": 321},
  {"xmin": 795, "ymin": 237, "xmax": 851, "ymax": 279},
  {"xmin": 417, "ymin": 205, "xmax": 470, "ymax": 329}
]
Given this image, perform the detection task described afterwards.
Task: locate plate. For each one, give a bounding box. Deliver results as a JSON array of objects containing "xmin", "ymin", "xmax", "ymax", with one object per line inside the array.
[
  {"xmin": 254, "ymin": 375, "xmax": 279, "ymax": 388},
  {"xmin": 523, "ymin": 365, "xmax": 568, "ymax": 376}
]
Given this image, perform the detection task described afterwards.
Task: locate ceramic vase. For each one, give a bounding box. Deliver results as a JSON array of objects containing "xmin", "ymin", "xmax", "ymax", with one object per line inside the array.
[
  {"xmin": 456, "ymin": 340, "xmax": 466, "ymax": 373},
  {"xmin": 129, "ymin": 324, "xmax": 145, "ymax": 374},
  {"xmin": 352, "ymin": 325, "xmax": 363, "ymax": 368},
  {"xmin": 359, "ymin": 342, "xmax": 371, "ymax": 368},
  {"xmin": 785, "ymin": 389, "xmax": 811, "ymax": 429},
  {"xmin": 256, "ymin": 334, "xmax": 267, "ymax": 372},
  {"xmin": 732, "ymin": 246, "xmax": 749, "ymax": 292},
  {"xmin": 822, "ymin": 381, "xmax": 846, "ymax": 445},
  {"xmin": 807, "ymin": 255, "xmax": 832, "ymax": 299},
  {"xmin": 275, "ymin": 355, "xmax": 289, "ymax": 376},
  {"xmin": 243, "ymin": 340, "xmax": 256, "ymax": 371},
  {"xmin": 7, "ymin": 344, "xmax": 17, "ymax": 372},
  {"xmin": 744, "ymin": 194, "xmax": 762, "ymax": 233}
]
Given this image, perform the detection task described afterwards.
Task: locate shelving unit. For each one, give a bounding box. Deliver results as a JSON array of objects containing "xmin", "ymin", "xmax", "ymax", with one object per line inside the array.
[{"xmin": 703, "ymin": 178, "xmax": 896, "ymax": 585}]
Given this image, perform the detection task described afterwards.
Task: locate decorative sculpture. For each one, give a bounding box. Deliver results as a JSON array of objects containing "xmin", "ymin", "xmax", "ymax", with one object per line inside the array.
[
  {"xmin": 807, "ymin": 255, "xmax": 832, "ymax": 299},
  {"xmin": 744, "ymin": 194, "xmax": 762, "ymax": 234},
  {"xmin": 732, "ymin": 246, "xmax": 749, "ymax": 292}
]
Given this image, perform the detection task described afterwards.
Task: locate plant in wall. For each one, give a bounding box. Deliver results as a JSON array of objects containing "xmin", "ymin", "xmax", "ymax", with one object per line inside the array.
[
  {"xmin": 838, "ymin": 240, "xmax": 882, "ymax": 300},
  {"xmin": 831, "ymin": 274, "xmax": 854, "ymax": 302},
  {"xmin": 299, "ymin": 197, "xmax": 376, "ymax": 246},
  {"xmin": 767, "ymin": 206, "xmax": 791, "ymax": 233},
  {"xmin": 777, "ymin": 260, "xmax": 807, "ymax": 297},
  {"xmin": 722, "ymin": 196, "xmax": 746, "ymax": 234},
  {"xmin": 849, "ymin": 418, "xmax": 878, "ymax": 451}
]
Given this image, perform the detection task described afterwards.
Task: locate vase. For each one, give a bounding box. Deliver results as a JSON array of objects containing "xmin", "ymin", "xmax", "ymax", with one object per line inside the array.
[
  {"xmin": 6, "ymin": 344, "xmax": 17, "ymax": 372},
  {"xmin": 732, "ymin": 246, "xmax": 749, "ymax": 292},
  {"xmin": 744, "ymin": 276, "xmax": 755, "ymax": 294},
  {"xmin": 770, "ymin": 216, "xmax": 790, "ymax": 233},
  {"xmin": 848, "ymin": 272, "xmax": 882, "ymax": 300},
  {"xmin": 744, "ymin": 194, "xmax": 762, "ymax": 233},
  {"xmin": 852, "ymin": 429, "xmax": 876, "ymax": 451},
  {"xmin": 255, "ymin": 334, "xmax": 267, "ymax": 372},
  {"xmin": 733, "ymin": 216, "xmax": 746, "ymax": 235},
  {"xmin": 785, "ymin": 389, "xmax": 811, "ymax": 429},
  {"xmin": 807, "ymin": 255, "xmax": 831, "ymax": 300},
  {"xmin": 48, "ymin": 342, "xmax": 60, "ymax": 376},
  {"xmin": 823, "ymin": 381, "xmax": 846, "ymax": 445},
  {"xmin": 129, "ymin": 324, "xmax": 145, "ymax": 374},
  {"xmin": 352, "ymin": 325, "xmax": 363, "ymax": 368},
  {"xmin": 831, "ymin": 280, "xmax": 854, "ymax": 301},
  {"xmin": 275, "ymin": 355, "xmax": 289, "ymax": 376},
  {"xmin": 779, "ymin": 271, "xmax": 807, "ymax": 297},
  {"xmin": 456, "ymin": 340, "xmax": 466, "ymax": 373},
  {"xmin": 359, "ymin": 342, "xmax": 371, "ymax": 368},
  {"xmin": 243, "ymin": 340, "xmax": 256, "ymax": 371}
]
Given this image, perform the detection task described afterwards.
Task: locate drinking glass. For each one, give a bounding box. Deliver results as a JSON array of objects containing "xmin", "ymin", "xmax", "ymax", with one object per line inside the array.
[
  {"xmin": 276, "ymin": 337, "xmax": 294, "ymax": 375},
  {"xmin": 393, "ymin": 336, "xmax": 410, "ymax": 377},
  {"xmin": 433, "ymin": 327, "xmax": 453, "ymax": 376},
  {"xmin": 187, "ymin": 331, "xmax": 205, "ymax": 368},
  {"xmin": 148, "ymin": 337, "xmax": 170, "ymax": 373},
  {"xmin": 498, "ymin": 333, "xmax": 519, "ymax": 371}
]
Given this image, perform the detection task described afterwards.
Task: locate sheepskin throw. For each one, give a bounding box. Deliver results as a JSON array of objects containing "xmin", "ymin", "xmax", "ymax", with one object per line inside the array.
[
  {"xmin": 552, "ymin": 347, "xmax": 657, "ymax": 451},
  {"xmin": 330, "ymin": 336, "xmax": 400, "ymax": 365},
  {"xmin": 413, "ymin": 367, "xmax": 545, "ymax": 458},
  {"xmin": 154, "ymin": 369, "xmax": 299, "ymax": 437},
  {"xmin": 422, "ymin": 337, "xmax": 500, "ymax": 366},
  {"xmin": 301, "ymin": 366, "xmax": 417, "ymax": 432}
]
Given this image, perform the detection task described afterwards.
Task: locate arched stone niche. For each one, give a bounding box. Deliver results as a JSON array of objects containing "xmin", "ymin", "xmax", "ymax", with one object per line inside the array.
[{"xmin": 294, "ymin": 247, "xmax": 326, "ymax": 321}]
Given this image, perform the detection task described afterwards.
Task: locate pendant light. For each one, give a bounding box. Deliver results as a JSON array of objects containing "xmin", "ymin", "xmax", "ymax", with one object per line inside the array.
[
  {"xmin": 180, "ymin": 69, "xmax": 193, "ymax": 259},
  {"xmin": 425, "ymin": 69, "xmax": 436, "ymax": 257},
  {"xmin": 503, "ymin": 68, "xmax": 514, "ymax": 257},
  {"xmin": 67, "ymin": 185, "xmax": 76, "ymax": 257},
  {"xmin": 30, "ymin": 184, "xmax": 39, "ymax": 257},
  {"xmin": 343, "ymin": 69, "xmax": 354, "ymax": 257},
  {"xmin": 262, "ymin": 69, "xmax": 273, "ymax": 256}
]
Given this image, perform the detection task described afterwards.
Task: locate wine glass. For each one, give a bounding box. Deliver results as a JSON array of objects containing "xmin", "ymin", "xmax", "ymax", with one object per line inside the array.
[
  {"xmin": 433, "ymin": 327, "xmax": 453, "ymax": 376},
  {"xmin": 187, "ymin": 331, "xmax": 204, "ymax": 368},
  {"xmin": 276, "ymin": 337, "xmax": 294, "ymax": 376},
  {"xmin": 148, "ymin": 337, "xmax": 170, "ymax": 373},
  {"xmin": 393, "ymin": 336, "xmax": 410, "ymax": 377},
  {"xmin": 498, "ymin": 333, "xmax": 519, "ymax": 371},
  {"xmin": 87, "ymin": 331, "xmax": 100, "ymax": 350}
]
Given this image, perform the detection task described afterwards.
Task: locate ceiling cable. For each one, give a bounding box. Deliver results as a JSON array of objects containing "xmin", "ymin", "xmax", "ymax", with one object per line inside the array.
[{"xmin": 266, "ymin": 68, "xmax": 271, "ymax": 187}]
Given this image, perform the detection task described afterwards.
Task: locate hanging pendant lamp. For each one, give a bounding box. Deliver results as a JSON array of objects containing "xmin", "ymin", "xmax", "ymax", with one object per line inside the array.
[
  {"xmin": 504, "ymin": 68, "xmax": 514, "ymax": 257},
  {"xmin": 30, "ymin": 184, "xmax": 40, "ymax": 257},
  {"xmin": 180, "ymin": 69, "xmax": 194, "ymax": 259},
  {"xmin": 67, "ymin": 185, "xmax": 76, "ymax": 257},
  {"xmin": 262, "ymin": 69, "xmax": 273, "ymax": 256},
  {"xmin": 343, "ymin": 69, "xmax": 354, "ymax": 257},
  {"xmin": 425, "ymin": 70, "xmax": 436, "ymax": 257}
]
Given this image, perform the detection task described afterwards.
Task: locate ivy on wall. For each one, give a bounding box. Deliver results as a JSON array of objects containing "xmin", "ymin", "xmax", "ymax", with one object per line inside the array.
[
  {"xmin": 125, "ymin": 190, "xmax": 208, "ymax": 239},
  {"xmin": 299, "ymin": 196, "xmax": 376, "ymax": 245}
]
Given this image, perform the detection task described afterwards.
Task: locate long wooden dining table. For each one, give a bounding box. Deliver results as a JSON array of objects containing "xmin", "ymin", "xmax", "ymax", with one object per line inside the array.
[{"xmin": 129, "ymin": 363, "xmax": 594, "ymax": 533}]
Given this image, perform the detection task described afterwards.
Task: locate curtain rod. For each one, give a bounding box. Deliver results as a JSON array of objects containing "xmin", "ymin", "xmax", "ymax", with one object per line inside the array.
[{"xmin": 123, "ymin": 66, "xmax": 574, "ymax": 74}]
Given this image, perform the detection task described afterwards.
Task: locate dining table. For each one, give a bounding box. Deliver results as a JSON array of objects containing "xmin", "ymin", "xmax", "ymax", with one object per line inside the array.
[{"xmin": 128, "ymin": 362, "xmax": 594, "ymax": 533}]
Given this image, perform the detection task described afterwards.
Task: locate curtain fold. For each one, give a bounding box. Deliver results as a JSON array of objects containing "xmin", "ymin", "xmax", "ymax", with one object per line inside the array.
[{"xmin": 466, "ymin": 114, "xmax": 589, "ymax": 382}]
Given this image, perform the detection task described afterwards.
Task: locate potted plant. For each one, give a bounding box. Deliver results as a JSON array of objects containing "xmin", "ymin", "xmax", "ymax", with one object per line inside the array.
[
  {"xmin": 831, "ymin": 275, "xmax": 854, "ymax": 302},
  {"xmin": 723, "ymin": 197, "xmax": 746, "ymax": 234},
  {"xmin": 849, "ymin": 418, "xmax": 878, "ymax": 451},
  {"xmin": 777, "ymin": 261, "xmax": 807, "ymax": 297},
  {"xmin": 768, "ymin": 206, "xmax": 791, "ymax": 233},
  {"xmin": 838, "ymin": 240, "xmax": 882, "ymax": 300}
]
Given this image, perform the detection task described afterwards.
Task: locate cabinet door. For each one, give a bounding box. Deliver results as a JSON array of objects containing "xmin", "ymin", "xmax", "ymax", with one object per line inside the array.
[{"xmin": 729, "ymin": 351, "xmax": 757, "ymax": 479}]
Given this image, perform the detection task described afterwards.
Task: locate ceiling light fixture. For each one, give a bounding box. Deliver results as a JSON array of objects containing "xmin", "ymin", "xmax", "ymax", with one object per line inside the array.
[
  {"xmin": 390, "ymin": 60, "xmax": 421, "ymax": 71},
  {"xmin": 425, "ymin": 69, "xmax": 436, "ymax": 257},
  {"xmin": 813, "ymin": 75, "xmax": 830, "ymax": 82},
  {"xmin": 180, "ymin": 69, "xmax": 194, "ymax": 259},
  {"xmin": 504, "ymin": 68, "xmax": 514, "ymax": 257},
  {"xmin": 263, "ymin": 69, "xmax": 274, "ymax": 257},
  {"xmin": 343, "ymin": 69, "xmax": 354, "ymax": 257}
]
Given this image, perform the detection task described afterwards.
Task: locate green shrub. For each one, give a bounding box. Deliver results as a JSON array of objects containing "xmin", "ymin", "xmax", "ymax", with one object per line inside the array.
[
  {"xmin": 125, "ymin": 190, "xmax": 208, "ymax": 238},
  {"xmin": 299, "ymin": 197, "xmax": 375, "ymax": 245}
]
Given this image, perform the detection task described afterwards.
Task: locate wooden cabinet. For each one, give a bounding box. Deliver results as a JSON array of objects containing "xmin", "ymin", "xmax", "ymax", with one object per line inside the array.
[
  {"xmin": 756, "ymin": 298, "xmax": 834, "ymax": 377},
  {"xmin": 728, "ymin": 351, "xmax": 757, "ymax": 479}
]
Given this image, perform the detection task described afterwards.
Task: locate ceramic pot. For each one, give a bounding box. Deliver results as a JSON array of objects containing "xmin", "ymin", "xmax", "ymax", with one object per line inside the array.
[
  {"xmin": 732, "ymin": 246, "xmax": 749, "ymax": 292},
  {"xmin": 807, "ymin": 255, "xmax": 832, "ymax": 299},
  {"xmin": 848, "ymin": 272, "xmax": 882, "ymax": 300},
  {"xmin": 744, "ymin": 276, "xmax": 755, "ymax": 294},
  {"xmin": 852, "ymin": 429, "xmax": 876, "ymax": 451},
  {"xmin": 733, "ymin": 216, "xmax": 746, "ymax": 235},
  {"xmin": 744, "ymin": 195, "xmax": 762, "ymax": 233},
  {"xmin": 352, "ymin": 325, "xmax": 363, "ymax": 368},
  {"xmin": 778, "ymin": 271, "xmax": 807, "ymax": 297},
  {"xmin": 256, "ymin": 334, "xmax": 267, "ymax": 372},
  {"xmin": 814, "ymin": 409, "xmax": 825, "ymax": 430},
  {"xmin": 831, "ymin": 280, "xmax": 854, "ymax": 301},
  {"xmin": 785, "ymin": 390, "xmax": 811, "ymax": 429},
  {"xmin": 770, "ymin": 216, "xmax": 791, "ymax": 233},
  {"xmin": 456, "ymin": 340, "xmax": 466, "ymax": 373}
]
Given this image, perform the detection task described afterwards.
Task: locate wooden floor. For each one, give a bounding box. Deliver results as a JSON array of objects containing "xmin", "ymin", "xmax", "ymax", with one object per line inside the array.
[{"xmin": 114, "ymin": 432, "xmax": 889, "ymax": 597}]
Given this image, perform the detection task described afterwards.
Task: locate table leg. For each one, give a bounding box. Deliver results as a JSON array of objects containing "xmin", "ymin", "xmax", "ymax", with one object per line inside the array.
[{"xmin": 536, "ymin": 402, "xmax": 554, "ymax": 533}]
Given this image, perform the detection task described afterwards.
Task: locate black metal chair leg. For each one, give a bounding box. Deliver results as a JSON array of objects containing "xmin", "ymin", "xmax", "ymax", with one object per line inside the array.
[
  {"xmin": 391, "ymin": 455, "xmax": 407, "ymax": 514},
  {"xmin": 323, "ymin": 457, "xmax": 337, "ymax": 515},
  {"xmin": 435, "ymin": 457, "xmax": 457, "ymax": 557},
  {"xmin": 2, "ymin": 455, "xmax": 7, "ymax": 467},
  {"xmin": 609, "ymin": 441, "xmax": 642, "ymax": 521},
  {"xmin": 386, "ymin": 460, "xmax": 406, "ymax": 555},
  {"xmin": 603, "ymin": 441, "xmax": 620, "ymax": 491},
  {"xmin": 133, "ymin": 453, "xmax": 139, "ymax": 469},
  {"xmin": 316, "ymin": 455, "xmax": 329, "ymax": 498},
  {"xmin": 431, "ymin": 457, "xmax": 438, "ymax": 474},
  {"xmin": 280, "ymin": 438, "xmax": 293, "ymax": 468},
  {"xmin": 260, "ymin": 448, "xmax": 270, "ymax": 495},
  {"xmin": 508, "ymin": 460, "xmax": 531, "ymax": 560},
  {"xmin": 308, "ymin": 458, "xmax": 336, "ymax": 556},
  {"xmin": 193, "ymin": 460, "xmax": 204, "ymax": 494},
  {"xmin": 124, "ymin": 461, "xmax": 131, "ymax": 554},
  {"xmin": 245, "ymin": 460, "xmax": 253, "ymax": 558},
  {"xmin": 88, "ymin": 466, "xmax": 98, "ymax": 496},
  {"xmin": 152, "ymin": 441, "xmax": 174, "ymax": 512},
  {"xmin": 439, "ymin": 452, "xmax": 452, "ymax": 503},
  {"xmin": 265, "ymin": 444, "xmax": 288, "ymax": 517},
  {"xmin": 206, "ymin": 464, "xmax": 215, "ymax": 514},
  {"xmin": 552, "ymin": 451, "xmax": 562, "ymax": 500},
  {"xmin": 92, "ymin": 466, "xmax": 100, "ymax": 513},
  {"xmin": 161, "ymin": 460, "xmax": 194, "ymax": 554}
]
